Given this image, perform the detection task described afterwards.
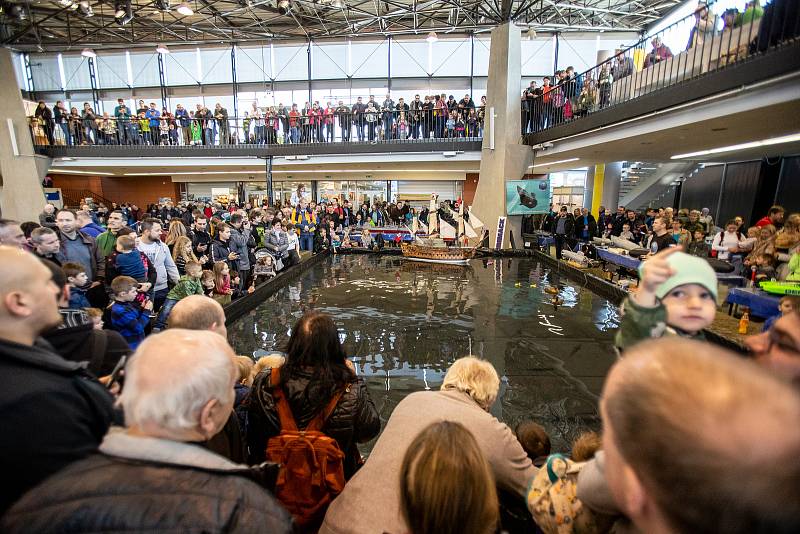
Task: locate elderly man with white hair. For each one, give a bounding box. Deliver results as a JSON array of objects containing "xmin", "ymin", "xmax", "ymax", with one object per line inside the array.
[
  {"xmin": 2, "ymin": 329, "xmax": 292, "ymax": 533},
  {"xmin": 321, "ymin": 356, "xmax": 536, "ymax": 534}
]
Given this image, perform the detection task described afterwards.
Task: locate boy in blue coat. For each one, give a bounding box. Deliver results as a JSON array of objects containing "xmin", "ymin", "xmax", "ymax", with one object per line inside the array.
[{"xmin": 109, "ymin": 276, "xmax": 152, "ymax": 350}]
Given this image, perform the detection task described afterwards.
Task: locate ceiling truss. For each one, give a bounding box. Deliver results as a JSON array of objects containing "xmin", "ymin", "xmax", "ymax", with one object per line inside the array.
[{"xmin": 0, "ymin": 0, "xmax": 681, "ymax": 50}]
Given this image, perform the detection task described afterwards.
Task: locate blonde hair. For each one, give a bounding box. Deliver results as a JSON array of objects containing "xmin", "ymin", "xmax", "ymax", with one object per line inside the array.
[
  {"xmin": 441, "ymin": 356, "xmax": 499, "ymax": 410},
  {"xmin": 234, "ymin": 355, "xmax": 254, "ymax": 386},
  {"xmin": 400, "ymin": 421, "xmax": 498, "ymax": 534},
  {"xmin": 165, "ymin": 219, "xmax": 187, "ymax": 247},
  {"xmin": 251, "ymin": 353, "xmax": 286, "ymax": 381},
  {"xmin": 172, "ymin": 235, "xmax": 197, "ymax": 264}
]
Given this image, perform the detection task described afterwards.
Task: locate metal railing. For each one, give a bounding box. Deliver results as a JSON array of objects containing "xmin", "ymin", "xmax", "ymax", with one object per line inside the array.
[
  {"xmin": 521, "ymin": 0, "xmax": 800, "ymax": 135},
  {"xmin": 28, "ymin": 107, "xmax": 485, "ymax": 148}
]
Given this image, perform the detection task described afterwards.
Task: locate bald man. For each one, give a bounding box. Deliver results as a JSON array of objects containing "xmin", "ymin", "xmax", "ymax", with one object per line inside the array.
[
  {"xmin": 168, "ymin": 294, "xmax": 227, "ymax": 338},
  {"xmin": 579, "ymin": 338, "xmax": 800, "ymax": 533},
  {"xmin": 166, "ymin": 294, "xmax": 241, "ymax": 461},
  {"xmin": 0, "ymin": 219, "xmax": 26, "ymax": 249},
  {"xmin": 2, "ymin": 330, "xmax": 292, "ymax": 533},
  {"xmin": 0, "ymin": 247, "xmax": 115, "ymax": 513},
  {"xmin": 746, "ymin": 309, "xmax": 800, "ymax": 386}
]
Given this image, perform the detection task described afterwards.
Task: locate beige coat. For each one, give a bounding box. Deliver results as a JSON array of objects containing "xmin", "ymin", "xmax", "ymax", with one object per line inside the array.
[{"xmin": 320, "ymin": 389, "xmax": 537, "ymax": 534}]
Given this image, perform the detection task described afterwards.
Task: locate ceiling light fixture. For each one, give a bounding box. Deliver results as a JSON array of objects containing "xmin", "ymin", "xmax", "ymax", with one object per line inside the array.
[
  {"xmin": 670, "ymin": 132, "xmax": 800, "ymax": 159},
  {"xmin": 78, "ymin": 0, "xmax": 93, "ymax": 16},
  {"xmin": 530, "ymin": 157, "xmax": 579, "ymax": 168},
  {"xmin": 81, "ymin": 48, "xmax": 97, "ymax": 58},
  {"xmin": 277, "ymin": 0, "xmax": 290, "ymax": 15},
  {"xmin": 176, "ymin": 1, "xmax": 193, "ymax": 15},
  {"xmin": 156, "ymin": 44, "xmax": 170, "ymax": 54},
  {"xmin": 331, "ymin": 0, "xmax": 344, "ymax": 8},
  {"xmin": 426, "ymin": 31, "xmax": 438, "ymax": 42}
]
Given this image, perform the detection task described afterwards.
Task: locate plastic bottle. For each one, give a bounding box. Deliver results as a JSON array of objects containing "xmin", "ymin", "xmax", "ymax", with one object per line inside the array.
[{"xmin": 738, "ymin": 310, "xmax": 750, "ymax": 334}]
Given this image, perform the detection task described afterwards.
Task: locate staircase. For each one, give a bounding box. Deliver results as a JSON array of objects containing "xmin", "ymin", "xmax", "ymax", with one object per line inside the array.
[{"xmin": 60, "ymin": 189, "xmax": 116, "ymax": 209}]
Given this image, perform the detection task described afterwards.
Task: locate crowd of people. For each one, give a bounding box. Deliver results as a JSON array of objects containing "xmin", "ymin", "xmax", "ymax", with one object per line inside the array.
[
  {"xmin": 0, "ymin": 234, "xmax": 798, "ymax": 533},
  {"xmin": 0, "ymin": 181, "xmax": 799, "ymax": 533},
  {"xmin": 541, "ymin": 203, "xmax": 800, "ymax": 284},
  {"xmin": 522, "ymin": 1, "xmax": 768, "ymax": 134},
  {"xmin": 31, "ymin": 93, "xmax": 486, "ymax": 147}
]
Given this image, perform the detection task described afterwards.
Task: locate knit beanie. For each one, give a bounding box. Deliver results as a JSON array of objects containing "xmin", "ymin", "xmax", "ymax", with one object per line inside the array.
[{"xmin": 638, "ymin": 252, "xmax": 718, "ymax": 301}]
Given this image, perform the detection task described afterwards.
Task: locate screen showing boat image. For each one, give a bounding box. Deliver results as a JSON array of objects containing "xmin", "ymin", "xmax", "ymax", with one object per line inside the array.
[{"xmin": 506, "ymin": 179, "xmax": 550, "ymax": 215}]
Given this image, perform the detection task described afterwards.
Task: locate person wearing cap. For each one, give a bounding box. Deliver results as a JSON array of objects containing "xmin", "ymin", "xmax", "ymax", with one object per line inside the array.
[{"xmin": 616, "ymin": 247, "xmax": 718, "ymax": 351}]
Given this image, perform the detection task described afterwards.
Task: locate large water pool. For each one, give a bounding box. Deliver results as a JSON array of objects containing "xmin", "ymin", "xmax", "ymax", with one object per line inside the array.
[{"xmin": 228, "ymin": 254, "xmax": 621, "ymax": 452}]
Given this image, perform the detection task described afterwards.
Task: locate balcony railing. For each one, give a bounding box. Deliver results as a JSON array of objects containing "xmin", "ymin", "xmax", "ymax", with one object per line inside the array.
[
  {"xmin": 28, "ymin": 108, "xmax": 484, "ymax": 150},
  {"xmin": 521, "ymin": 0, "xmax": 800, "ymax": 137}
]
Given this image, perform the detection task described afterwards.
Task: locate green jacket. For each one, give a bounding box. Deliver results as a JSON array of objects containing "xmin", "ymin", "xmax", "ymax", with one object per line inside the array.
[
  {"xmin": 615, "ymin": 296, "xmax": 705, "ymax": 351},
  {"xmin": 95, "ymin": 231, "xmax": 117, "ymax": 259},
  {"xmin": 166, "ymin": 275, "xmax": 204, "ymax": 300}
]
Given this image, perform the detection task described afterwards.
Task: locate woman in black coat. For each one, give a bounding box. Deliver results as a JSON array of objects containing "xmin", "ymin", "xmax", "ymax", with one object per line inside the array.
[
  {"xmin": 34, "ymin": 101, "xmax": 54, "ymax": 145},
  {"xmin": 246, "ymin": 311, "xmax": 380, "ymax": 478}
]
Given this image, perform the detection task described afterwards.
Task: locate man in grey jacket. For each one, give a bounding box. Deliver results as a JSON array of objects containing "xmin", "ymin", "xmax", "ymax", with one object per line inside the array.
[
  {"xmin": 265, "ymin": 219, "xmax": 289, "ymax": 271},
  {"xmin": 137, "ymin": 218, "xmax": 179, "ymax": 311},
  {"xmin": 228, "ymin": 213, "xmax": 254, "ymax": 291}
]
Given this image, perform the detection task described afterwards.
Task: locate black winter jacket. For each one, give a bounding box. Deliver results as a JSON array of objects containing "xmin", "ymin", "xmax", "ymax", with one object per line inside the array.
[
  {"xmin": 43, "ymin": 318, "xmax": 130, "ymax": 377},
  {"xmin": 1, "ymin": 435, "xmax": 292, "ymax": 534},
  {"xmin": 246, "ymin": 367, "xmax": 381, "ymax": 477},
  {"xmin": 0, "ymin": 338, "xmax": 115, "ymax": 514}
]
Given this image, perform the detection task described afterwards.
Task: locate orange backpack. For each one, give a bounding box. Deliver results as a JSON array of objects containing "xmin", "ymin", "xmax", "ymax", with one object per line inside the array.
[{"xmin": 266, "ymin": 367, "xmax": 347, "ymax": 528}]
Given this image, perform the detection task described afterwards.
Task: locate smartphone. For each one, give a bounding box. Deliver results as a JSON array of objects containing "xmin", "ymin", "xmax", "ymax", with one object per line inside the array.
[{"xmin": 106, "ymin": 355, "xmax": 127, "ymax": 390}]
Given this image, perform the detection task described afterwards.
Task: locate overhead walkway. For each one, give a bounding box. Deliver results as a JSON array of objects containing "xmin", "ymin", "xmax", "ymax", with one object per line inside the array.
[{"xmin": 523, "ymin": 1, "xmax": 800, "ymax": 171}]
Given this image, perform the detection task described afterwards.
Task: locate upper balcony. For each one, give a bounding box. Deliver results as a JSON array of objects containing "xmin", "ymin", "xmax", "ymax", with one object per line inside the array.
[
  {"xmin": 522, "ymin": 1, "xmax": 800, "ymax": 152},
  {"xmin": 29, "ymin": 108, "xmax": 483, "ymax": 158}
]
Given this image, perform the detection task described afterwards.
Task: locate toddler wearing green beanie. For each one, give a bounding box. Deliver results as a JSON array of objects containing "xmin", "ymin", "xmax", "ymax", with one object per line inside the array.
[{"xmin": 616, "ymin": 247, "xmax": 718, "ymax": 351}]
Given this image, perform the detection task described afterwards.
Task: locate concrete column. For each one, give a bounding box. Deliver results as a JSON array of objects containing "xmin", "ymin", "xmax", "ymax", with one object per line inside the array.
[
  {"xmin": 602, "ymin": 161, "xmax": 623, "ymax": 209},
  {"xmin": 473, "ymin": 22, "xmax": 533, "ymax": 248},
  {"xmin": 0, "ymin": 48, "xmax": 50, "ymax": 221}
]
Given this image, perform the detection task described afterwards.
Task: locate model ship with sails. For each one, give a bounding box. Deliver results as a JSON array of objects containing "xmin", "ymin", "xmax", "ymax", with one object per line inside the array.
[{"xmin": 401, "ymin": 193, "xmax": 486, "ymax": 265}]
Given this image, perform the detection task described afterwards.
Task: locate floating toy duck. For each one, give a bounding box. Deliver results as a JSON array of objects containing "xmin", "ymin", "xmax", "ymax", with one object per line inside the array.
[{"xmin": 544, "ymin": 286, "xmax": 560, "ymax": 295}]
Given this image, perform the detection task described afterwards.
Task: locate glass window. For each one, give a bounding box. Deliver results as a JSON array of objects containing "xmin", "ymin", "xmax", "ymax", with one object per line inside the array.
[
  {"xmin": 129, "ymin": 51, "xmax": 161, "ymax": 88},
  {"xmin": 558, "ymin": 36, "xmax": 600, "ymax": 72},
  {"xmin": 521, "ymin": 38, "xmax": 555, "ymax": 77},
  {"xmin": 351, "ymin": 40, "xmax": 388, "ymax": 78},
  {"xmin": 312, "ymin": 42, "xmax": 348, "ymax": 80},
  {"xmin": 473, "ymin": 38, "xmax": 491, "ymax": 77},
  {"xmin": 391, "ymin": 39, "xmax": 429, "ymax": 77},
  {"xmin": 30, "ymin": 54, "xmax": 62, "ymax": 92},
  {"xmin": 199, "ymin": 48, "xmax": 232, "ymax": 85},
  {"xmin": 274, "ymin": 44, "xmax": 308, "ymax": 81},
  {"xmin": 62, "ymin": 54, "xmax": 92, "ymax": 91},
  {"xmin": 430, "ymin": 38, "xmax": 471, "ymax": 77},
  {"xmin": 96, "ymin": 52, "xmax": 130, "ymax": 89},
  {"xmin": 165, "ymin": 50, "xmax": 201, "ymax": 86},
  {"xmin": 236, "ymin": 45, "xmax": 272, "ymax": 82}
]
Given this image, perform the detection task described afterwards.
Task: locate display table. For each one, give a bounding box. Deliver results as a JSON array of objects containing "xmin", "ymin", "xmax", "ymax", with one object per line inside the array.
[
  {"xmin": 596, "ymin": 248, "xmax": 641, "ymax": 271},
  {"xmin": 726, "ymin": 287, "xmax": 781, "ymax": 319}
]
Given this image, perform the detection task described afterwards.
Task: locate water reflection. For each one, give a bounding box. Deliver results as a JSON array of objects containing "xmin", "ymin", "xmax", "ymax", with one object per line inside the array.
[{"xmin": 228, "ymin": 254, "xmax": 620, "ymax": 452}]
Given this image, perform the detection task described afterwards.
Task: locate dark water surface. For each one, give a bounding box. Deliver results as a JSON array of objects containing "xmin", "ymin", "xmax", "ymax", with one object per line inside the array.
[{"xmin": 228, "ymin": 254, "xmax": 620, "ymax": 452}]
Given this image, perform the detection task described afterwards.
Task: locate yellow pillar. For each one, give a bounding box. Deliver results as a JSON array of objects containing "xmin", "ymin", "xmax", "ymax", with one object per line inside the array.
[{"xmin": 591, "ymin": 163, "xmax": 605, "ymax": 217}]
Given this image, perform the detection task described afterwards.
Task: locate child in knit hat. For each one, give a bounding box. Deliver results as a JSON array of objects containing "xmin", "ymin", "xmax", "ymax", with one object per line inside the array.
[{"xmin": 616, "ymin": 247, "xmax": 718, "ymax": 351}]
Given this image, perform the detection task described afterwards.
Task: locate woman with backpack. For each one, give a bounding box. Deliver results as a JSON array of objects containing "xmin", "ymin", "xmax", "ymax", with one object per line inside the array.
[{"xmin": 246, "ymin": 311, "xmax": 380, "ymax": 527}]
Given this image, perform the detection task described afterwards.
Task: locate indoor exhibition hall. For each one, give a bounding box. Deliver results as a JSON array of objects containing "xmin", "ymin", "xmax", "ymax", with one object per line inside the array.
[{"xmin": 0, "ymin": 0, "xmax": 799, "ymax": 532}]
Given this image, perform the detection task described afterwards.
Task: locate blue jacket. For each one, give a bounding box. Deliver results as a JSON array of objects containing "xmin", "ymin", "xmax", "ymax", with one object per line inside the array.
[
  {"xmin": 110, "ymin": 301, "xmax": 150, "ymax": 350},
  {"xmin": 174, "ymin": 108, "xmax": 190, "ymax": 128},
  {"xmin": 145, "ymin": 108, "xmax": 160, "ymax": 128},
  {"xmin": 68, "ymin": 286, "xmax": 91, "ymax": 309},
  {"xmin": 80, "ymin": 222, "xmax": 105, "ymax": 239}
]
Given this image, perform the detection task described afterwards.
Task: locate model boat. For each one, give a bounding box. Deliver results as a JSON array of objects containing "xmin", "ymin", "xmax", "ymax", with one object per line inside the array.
[
  {"xmin": 401, "ymin": 194, "xmax": 484, "ymax": 265},
  {"xmin": 517, "ymin": 185, "xmax": 538, "ymax": 209}
]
